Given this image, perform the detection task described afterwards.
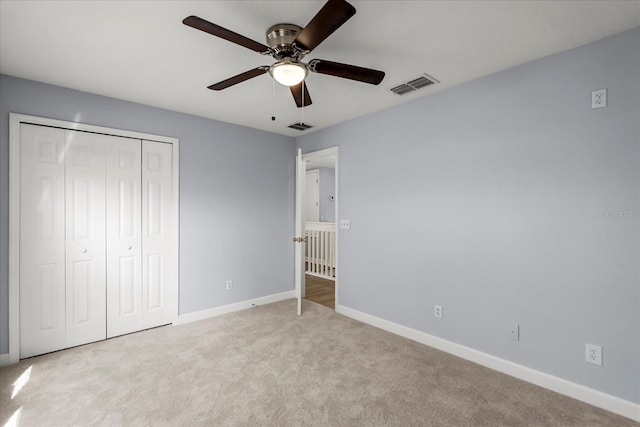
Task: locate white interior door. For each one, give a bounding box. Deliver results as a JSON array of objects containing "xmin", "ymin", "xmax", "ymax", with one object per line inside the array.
[
  {"xmin": 19, "ymin": 124, "xmax": 67, "ymax": 358},
  {"xmin": 141, "ymin": 140, "xmax": 175, "ymax": 329},
  {"xmin": 106, "ymin": 137, "xmax": 142, "ymax": 337},
  {"xmin": 295, "ymin": 149, "xmax": 306, "ymax": 316},
  {"xmin": 64, "ymin": 130, "xmax": 107, "ymax": 348},
  {"xmin": 305, "ymin": 170, "xmax": 319, "ymax": 223}
]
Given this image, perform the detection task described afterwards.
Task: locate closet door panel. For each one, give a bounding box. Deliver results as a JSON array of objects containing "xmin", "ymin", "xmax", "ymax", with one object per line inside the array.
[
  {"xmin": 65, "ymin": 130, "xmax": 107, "ymax": 348},
  {"xmin": 19, "ymin": 124, "xmax": 66, "ymax": 358},
  {"xmin": 142, "ymin": 140, "xmax": 175, "ymax": 329},
  {"xmin": 106, "ymin": 137, "xmax": 143, "ymax": 337}
]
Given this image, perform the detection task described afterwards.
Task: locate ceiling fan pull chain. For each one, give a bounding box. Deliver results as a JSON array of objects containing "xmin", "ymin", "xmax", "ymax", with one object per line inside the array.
[
  {"xmin": 272, "ymin": 78, "xmax": 276, "ymax": 120},
  {"xmin": 301, "ymin": 79, "xmax": 305, "ymax": 125}
]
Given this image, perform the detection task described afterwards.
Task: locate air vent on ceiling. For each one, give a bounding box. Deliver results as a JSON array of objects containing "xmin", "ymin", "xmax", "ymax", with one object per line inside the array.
[
  {"xmin": 390, "ymin": 73, "xmax": 439, "ymax": 95},
  {"xmin": 288, "ymin": 122, "xmax": 313, "ymax": 131}
]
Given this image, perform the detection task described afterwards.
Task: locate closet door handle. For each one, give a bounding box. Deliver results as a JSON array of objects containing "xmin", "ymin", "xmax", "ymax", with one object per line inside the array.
[
  {"xmin": 127, "ymin": 245, "xmax": 133, "ymax": 251},
  {"xmin": 81, "ymin": 248, "xmax": 88, "ymax": 254}
]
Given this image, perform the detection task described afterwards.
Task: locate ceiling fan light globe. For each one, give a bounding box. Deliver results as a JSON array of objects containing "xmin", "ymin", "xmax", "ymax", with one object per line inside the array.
[{"xmin": 271, "ymin": 62, "xmax": 307, "ymax": 87}]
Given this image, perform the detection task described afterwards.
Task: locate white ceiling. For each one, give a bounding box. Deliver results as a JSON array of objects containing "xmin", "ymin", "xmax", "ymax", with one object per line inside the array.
[{"xmin": 1, "ymin": 1, "xmax": 639, "ymax": 137}]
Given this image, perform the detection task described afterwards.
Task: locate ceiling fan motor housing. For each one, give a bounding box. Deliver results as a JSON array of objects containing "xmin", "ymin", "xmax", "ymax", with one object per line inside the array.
[{"xmin": 266, "ymin": 24, "xmax": 305, "ymax": 60}]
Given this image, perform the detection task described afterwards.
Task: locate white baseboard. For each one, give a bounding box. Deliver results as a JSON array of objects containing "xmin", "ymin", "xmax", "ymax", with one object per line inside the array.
[
  {"xmin": 0, "ymin": 352, "xmax": 11, "ymax": 367},
  {"xmin": 335, "ymin": 304, "xmax": 640, "ymax": 422},
  {"xmin": 174, "ymin": 290, "xmax": 296, "ymax": 326}
]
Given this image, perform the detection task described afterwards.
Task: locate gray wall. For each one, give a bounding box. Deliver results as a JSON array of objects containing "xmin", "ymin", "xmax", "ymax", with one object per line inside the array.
[
  {"xmin": 0, "ymin": 75, "xmax": 296, "ymax": 354},
  {"xmin": 318, "ymin": 167, "xmax": 335, "ymax": 222},
  {"xmin": 297, "ymin": 28, "xmax": 640, "ymax": 403}
]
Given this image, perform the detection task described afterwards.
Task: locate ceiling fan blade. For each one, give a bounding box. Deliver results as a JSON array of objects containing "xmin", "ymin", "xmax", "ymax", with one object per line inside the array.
[
  {"xmin": 183, "ymin": 16, "xmax": 272, "ymax": 54},
  {"xmin": 208, "ymin": 67, "xmax": 268, "ymax": 91},
  {"xmin": 290, "ymin": 82, "xmax": 312, "ymax": 108},
  {"xmin": 293, "ymin": 0, "xmax": 356, "ymax": 52},
  {"xmin": 309, "ymin": 59, "xmax": 385, "ymax": 85}
]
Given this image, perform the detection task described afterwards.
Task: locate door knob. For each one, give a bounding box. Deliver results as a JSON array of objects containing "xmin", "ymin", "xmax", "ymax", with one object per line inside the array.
[
  {"xmin": 81, "ymin": 248, "xmax": 88, "ymax": 253},
  {"xmin": 127, "ymin": 245, "xmax": 133, "ymax": 250}
]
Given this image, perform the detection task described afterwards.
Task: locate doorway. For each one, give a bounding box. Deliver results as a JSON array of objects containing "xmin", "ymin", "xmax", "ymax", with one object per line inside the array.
[{"xmin": 300, "ymin": 148, "xmax": 338, "ymax": 311}]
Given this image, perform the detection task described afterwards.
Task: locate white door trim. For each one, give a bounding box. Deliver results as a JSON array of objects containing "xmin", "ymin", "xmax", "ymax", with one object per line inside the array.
[
  {"xmin": 294, "ymin": 149, "xmax": 305, "ymax": 315},
  {"xmin": 301, "ymin": 147, "xmax": 339, "ymax": 308},
  {"xmin": 7, "ymin": 113, "xmax": 180, "ymax": 365}
]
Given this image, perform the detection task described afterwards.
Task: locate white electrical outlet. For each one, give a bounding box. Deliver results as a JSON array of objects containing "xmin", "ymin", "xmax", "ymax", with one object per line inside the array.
[
  {"xmin": 592, "ymin": 89, "xmax": 607, "ymax": 109},
  {"xmin": 585, "ymin": 343, "xmax": 602, "ymax": 366},
  {"xmin": 507, "ymin": 323, "xmax": 519, "ymax": 341},
  {"xmin": 339, "ymin": 219, "xmax": 351, "ymax": 230},
  {"xmin": 225, "ymin": 280, "xmax": 233, "ymax": 290},
  {"xmin": 434, "ymin": 305, "xmax": 443, "ymax": 319}
]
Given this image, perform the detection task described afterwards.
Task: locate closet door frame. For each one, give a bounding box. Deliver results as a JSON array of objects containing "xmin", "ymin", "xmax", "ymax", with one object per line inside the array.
[{"xmin": 8, "ymin": 113, "xmax": 180, "ymax": 365}]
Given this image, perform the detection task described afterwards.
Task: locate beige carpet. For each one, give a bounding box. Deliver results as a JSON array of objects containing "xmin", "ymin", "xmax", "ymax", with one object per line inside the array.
[{"xmin": 0, "ymin": 299, "xmax": 636, "ymax": 426}]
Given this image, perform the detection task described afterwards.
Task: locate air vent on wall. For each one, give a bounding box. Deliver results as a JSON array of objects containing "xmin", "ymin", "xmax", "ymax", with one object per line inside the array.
[
  {"xmin": 390, "ymin": 73, "xmax": 439, "ymax": 95},
  {"xmin": 288, "ymin": 122, "xmax": 313, "ymax": 131}
]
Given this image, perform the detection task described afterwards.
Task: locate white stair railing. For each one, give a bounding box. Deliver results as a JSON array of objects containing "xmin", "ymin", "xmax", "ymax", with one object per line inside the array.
[{"xmin": 305, "ymin": 222, "xmax": 336, "ymax": 281}]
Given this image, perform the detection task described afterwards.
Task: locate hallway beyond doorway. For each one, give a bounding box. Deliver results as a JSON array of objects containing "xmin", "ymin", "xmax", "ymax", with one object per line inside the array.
[{"xmin": 304, "ymin": 274, "xmax": 335, "ymax": 309}]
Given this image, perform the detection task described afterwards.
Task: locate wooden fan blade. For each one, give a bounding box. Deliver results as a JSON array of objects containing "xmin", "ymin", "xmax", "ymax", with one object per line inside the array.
[
  {"xmin": 293, "ymin": 0, "xmax": 356, "ymax": 52},
  {"xmin": 208, "ymin": 68, "xmax": 268, "ymax": 91},
  {"xmin": 183, "ymin": 16, "xmax": 271, "ymax": 54},
  {"xmin": 290, "ymin": 82, "xmax": 312, "ymax": 108},
  {"xmin": 308, "ymin": 59, "xmax": 385, "ymax": 85}
]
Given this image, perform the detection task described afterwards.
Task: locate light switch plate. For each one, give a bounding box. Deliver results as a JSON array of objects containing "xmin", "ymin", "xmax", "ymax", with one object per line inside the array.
[{"xmin": 434, "ymin": 305, "xmax": 442, "ymax": 319}]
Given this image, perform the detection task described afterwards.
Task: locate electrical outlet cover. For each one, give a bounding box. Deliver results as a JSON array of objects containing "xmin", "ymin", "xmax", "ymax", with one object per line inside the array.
[
  {"xmin": 585, "ymin": 343, "xmax": 602, "ymax": 366},
  {"xmin": 508, "ymin": 323, "xmax": 520, "ymax": 341},
  {"xmin": 592, "ymin": 89, "xmax": 607, "ymax": 109}
]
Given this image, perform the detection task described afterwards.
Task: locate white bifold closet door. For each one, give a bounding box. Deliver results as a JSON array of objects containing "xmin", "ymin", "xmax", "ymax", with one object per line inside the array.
[
  {"xmin": 106, "ymin": 139, "xmax": 174, "ymax": 337},
  {"xmin": 20, "ymin": 124, "xmax": 176, "ymax": 358},
  {"xmin": 19, "ymin": 125, "xmax": 67, "ymax": 358},
  {"xmin": 64, "ymin": 130, "xmax": 107, "ymax": 348},
  {"xmin": 20, "ymin": 127, "xmax": 107, "ymax": 356},
  {"xmin": 106, "ymin": 137, "xmax": 143, "ymax": 338},
  {"xmin": 140, "ymin": 141, "xmax": 175, "ymax": 330}
]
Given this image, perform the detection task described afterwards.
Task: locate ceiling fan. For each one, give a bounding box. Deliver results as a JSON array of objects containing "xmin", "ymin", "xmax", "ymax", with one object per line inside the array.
[{"xmin": 183, "ymin": 0, "xmax": 385, "ymax": 108}]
